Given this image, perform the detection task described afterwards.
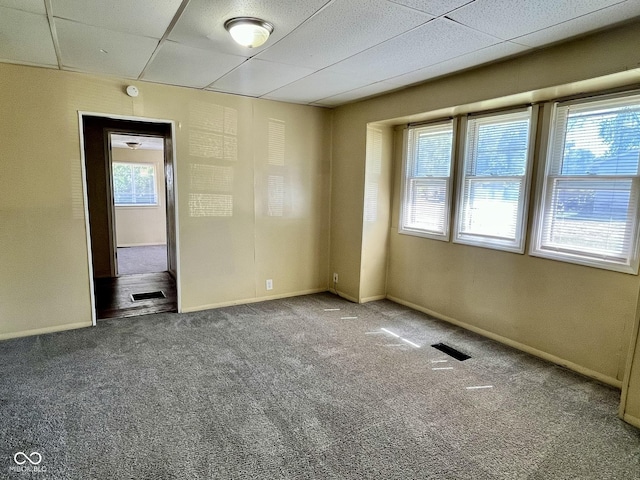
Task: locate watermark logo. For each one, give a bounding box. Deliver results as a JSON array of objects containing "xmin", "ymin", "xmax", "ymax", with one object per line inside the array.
[
  {"xmin": 9, "ymin": 452, "xmax": 46, "ymax": 473},
  {"xmin": 14, "ymin": 452, "xmax": 41, "ymax": 465}
]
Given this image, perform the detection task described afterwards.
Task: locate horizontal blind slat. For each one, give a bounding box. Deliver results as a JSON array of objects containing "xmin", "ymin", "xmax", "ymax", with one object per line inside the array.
[{"xmin": 401, "ymin": 121, "xmax": 454, "ymax": 237}]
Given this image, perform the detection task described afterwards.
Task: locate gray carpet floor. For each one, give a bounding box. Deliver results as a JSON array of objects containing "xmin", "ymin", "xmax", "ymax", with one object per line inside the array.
[
  {"xmin": 1, "ymin": 293, "xmax": 639, "ymax": 479},
  {"xmin": 117, "ymin": 245, "xmax": 167, "ymax": 275}
]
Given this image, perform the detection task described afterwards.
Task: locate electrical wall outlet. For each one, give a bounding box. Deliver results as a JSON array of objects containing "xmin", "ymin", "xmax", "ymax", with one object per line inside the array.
[
  {"xmin": 333, "ymin": 273, "xmax": 338, "ymax": 283},
  {"xmin": 266, "ymin": 279, "xmax": 273, "ymax": 290}
]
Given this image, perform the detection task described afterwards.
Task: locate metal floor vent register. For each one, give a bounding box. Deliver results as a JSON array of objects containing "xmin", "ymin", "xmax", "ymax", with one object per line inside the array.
[
  {"xmin": 131, "ymin": 291, "xmax": 166, "ymax": 302},
  {"xmin": 431, "ymin": 343, "xmax": 471, "ymax": 361}
]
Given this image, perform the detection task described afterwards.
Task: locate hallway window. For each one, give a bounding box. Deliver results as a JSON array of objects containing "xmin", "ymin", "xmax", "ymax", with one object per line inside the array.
[
  {"xmin": 531, "ymin": 93, "xmax": 640, "ymax": 273},
  {"xmin": 400, "ymin": 120, "xmax": 455, "ymax": 240},
  {"xmin": 113, "ymin": 162, "xmax": 158, "ymax": 206}
]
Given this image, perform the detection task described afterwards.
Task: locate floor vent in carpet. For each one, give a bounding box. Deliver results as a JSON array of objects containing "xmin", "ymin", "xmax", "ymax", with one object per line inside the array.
[
  {"xmin": 131, "ymin": 291, "xmax": 166, "ymax": 301},
  {"xmin": 431, "ymin": 343, "xmax": 471, "ymax": 361}
]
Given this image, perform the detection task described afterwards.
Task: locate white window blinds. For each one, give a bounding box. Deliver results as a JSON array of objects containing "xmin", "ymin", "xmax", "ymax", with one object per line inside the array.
[
  {"xmin": 531, "ymin": 94, "xmax": 640, "ymax": 273},
  {"xmin": 400, "ymin": 121, "xmax": 454, "ymax": 240},
  {"xmin": 454, "ymin": 108, "xmax": 534, "ymax": 252},
  {"xmin": 113, "ymin": 162, "xmax": 158, "ymax": 206}
]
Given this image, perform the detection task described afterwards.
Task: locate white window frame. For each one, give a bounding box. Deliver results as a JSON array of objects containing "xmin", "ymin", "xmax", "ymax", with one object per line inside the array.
[
  {"xmin": 530, "ymin": 93, "xmax": 640, "ymax": 274},
  {"xmin": 453, "ymin": 106, "xmax": 537, "ymax": 253},
  {"xmin": 399, "ymin": 119, "xmax": 456, "ymax": 241},
  {"xmin": 112, "ymin": 161, "xmax": 159, "ymax": 207}
]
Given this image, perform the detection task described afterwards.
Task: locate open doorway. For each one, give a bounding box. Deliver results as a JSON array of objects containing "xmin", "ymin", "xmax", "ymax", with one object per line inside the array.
[
  {"xmin": 81, "ymin": 114, "xmax": 179, "ymax": 321},
  {"xmin": 110, "ymin": 133, "xmax": 168, "ymax": 276}
]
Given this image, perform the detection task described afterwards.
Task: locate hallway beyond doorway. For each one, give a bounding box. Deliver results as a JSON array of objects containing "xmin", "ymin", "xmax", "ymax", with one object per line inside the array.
[
  {"xmin": 117, "ymin": 245, "xmax": 167, "ymax": 275},
  {"xmin": 94, "ymin": 272, "xmax": 177, "ymax": 320}
]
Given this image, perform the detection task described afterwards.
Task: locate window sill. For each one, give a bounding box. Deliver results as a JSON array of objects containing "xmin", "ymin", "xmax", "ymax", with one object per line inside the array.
[
  {"xmin": 529, "ymin": 247, "xmax": 638, "ymax": 275},
  {"xmin": 398, "ymin": 227, "xmax": 449, "ymax": 242}
]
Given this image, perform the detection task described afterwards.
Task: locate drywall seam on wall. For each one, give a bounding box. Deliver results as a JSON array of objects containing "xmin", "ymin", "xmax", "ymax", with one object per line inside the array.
[
  {"xmin": 387, "ymin": 295, "xmax": 622, "ymax": 388},
  {"xmin": 326, "ymin": 110, "xmax": 335, "ymax": 288}
]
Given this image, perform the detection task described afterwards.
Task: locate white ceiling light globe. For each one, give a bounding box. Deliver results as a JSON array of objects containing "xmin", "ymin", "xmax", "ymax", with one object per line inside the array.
[{"xmin": 224, "ymin": 18, "xmax": 274, "ymax": 48}]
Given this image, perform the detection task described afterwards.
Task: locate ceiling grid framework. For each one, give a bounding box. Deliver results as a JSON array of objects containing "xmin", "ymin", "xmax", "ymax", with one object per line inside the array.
[{"xmin": 0, "ymin": 0, "xmax": 639, "ymax": 107}]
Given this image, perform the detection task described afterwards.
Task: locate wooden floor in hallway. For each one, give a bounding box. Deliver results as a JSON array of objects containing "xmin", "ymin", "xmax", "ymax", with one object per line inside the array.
[{"xmin": 94, "ymin": 272, "xmax": 177, "ymax": 320}]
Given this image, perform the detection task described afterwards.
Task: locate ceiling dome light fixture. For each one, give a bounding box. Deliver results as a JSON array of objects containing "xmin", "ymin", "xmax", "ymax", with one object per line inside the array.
[
  {"xmin": 125, "ymin": 141, "xmax": 142, "ymax": 150},
  {"xmin": 224, "ymin": 17, "xmax": 274, "ymax": 48}
]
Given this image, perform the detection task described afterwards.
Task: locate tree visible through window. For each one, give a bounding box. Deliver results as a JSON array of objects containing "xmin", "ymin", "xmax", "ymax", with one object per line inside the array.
[
  {"xmin": 112, "ymin": 162, "xmax": 158, "ymax": 206},
  {"xmin": 400, "ymin": 121, "xmax": 454, "ymax": 240},
  {"xmin": 455, "ymin": 108, "xmax": 535, "ymax": 252},
  {"xmin": 532, "ymin": 93, "xmax": 640, "ymax": 273}
]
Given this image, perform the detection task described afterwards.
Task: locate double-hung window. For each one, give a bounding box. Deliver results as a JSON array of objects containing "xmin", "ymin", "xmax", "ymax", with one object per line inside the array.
[
  {"xmin": 112, "ymin": 162, "xmax": 158, "ymax": 206},
  {"xmin": 399, "ymin": 120, "xmax": 455, "ymax": 240},
  {"xmin": 531, "ymin": 94, "xmax": 640, "ymax": 273},
  {"xmin": 454, "ymin": 107, "xmax": 536, "ymax": 252}
]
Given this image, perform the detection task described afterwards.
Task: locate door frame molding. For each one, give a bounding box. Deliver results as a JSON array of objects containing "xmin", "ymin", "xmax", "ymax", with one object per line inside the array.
[{"xmin": 78, "ymin": 111, "xmax": 182, "ymax": 326}]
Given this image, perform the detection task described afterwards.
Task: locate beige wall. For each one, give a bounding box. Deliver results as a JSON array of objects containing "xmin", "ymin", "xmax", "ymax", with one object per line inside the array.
[
  {"xmin": 330, "ymin": 20, "xmax": 640, "ymax": 386},
  {"xmin": 1, "ymin": 15, "xmax": 640, "ymax": 425},
  {"xmin": 0, "ymin": 63, "xmax": 331, "ymax": 339},
  {"xmin": 112, "ymin": 147, "xmax": 167, "ymax": 247},
  {"xmin": 621, "ymin": 306, "xmax": 640, "ymax": 427},
  {"xmin": 358, "ymin": 125, "xmax": 393, "ymax": 302}
]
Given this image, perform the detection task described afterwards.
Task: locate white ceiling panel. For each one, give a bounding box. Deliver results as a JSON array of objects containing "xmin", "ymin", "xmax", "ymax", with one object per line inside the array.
[
  {"xmin": 143, "ymin": 41, "xmax": 246, "ymax": 88},
  {"xmin": 326, "ymin": 18, "xmax": 500, "ymax": 84},
  {"xmin": 388, "ymin": 41, "xmax": 528, "ymax": 86},
  {"xmin": 388, "ymin": 0, "xmax": 472, "ymax": 16},
  {"xmin": 313, "ymin": 81, "xmax": 406, "ymax": 107},
  {"xmin": 207, "ymin": 58, "xmax": 315, "ymax": 97},
  {"xmin": 257, "ymin": 0, "xmax": 433, "ymax": 69},
  {"xmin": 449, "ymin": 0, "xmax": 626, "ymax": 40},
  {"xmin": 514, "ymin": 1, "xmax": 640, "ymax": 47},
  {"xmin": 169, "ymin": 0, "xmax": 328, "ymax": 56},
  {"xmin": 112, "ymin": 134, "xmax": 164, "ymax": 150},
  {"xmin": 263, "ymin": 70, "xmax": 372, "ymax": 104},
  {"xmin": 55, "ymin": 18, "xmax": 159, "ymax": 78},
  {"xmin": 1, "ymin": 0, "xmax": 639, "ymax": 106},
  {"xmin": 0, "ymin": 0, "xmax": 45, "ymax": 14},
  {"xmin": 0, "ymin": 7, "xmax": 57, "ymax": 66},
  {"xmin": 51, "ymin": 0, "xmax": 183, "ymax": 39}
]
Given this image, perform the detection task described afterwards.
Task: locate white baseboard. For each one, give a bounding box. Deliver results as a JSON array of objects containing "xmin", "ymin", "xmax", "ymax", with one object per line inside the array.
[
  {"xmin": 182, "ymin": 288, "xmax": 329, "ymax": 313},
  {"xmin": 387, "ymin": 295, "xmax": 621, "ymax": 389},
  {"xmin": 326, "ymin": 289, "xmax": 384, "ymax": 303},
  {"xmin": 360, "ymin": 294, "xmax": 386, "ymax": 303},
  {"xmin": 622, "ymin": 413, "xmax": 640, "ymax": 429},
  {"xmin": 0, "ymin": 321, "xmax": 93, "ymax": 341},
  {"xmin": 327, "ymin": 288, "xmax": 358, "ymax": 303},
  {"xmin": 117, "ymin": 243, "xmax": 167, "ymax": 247}
]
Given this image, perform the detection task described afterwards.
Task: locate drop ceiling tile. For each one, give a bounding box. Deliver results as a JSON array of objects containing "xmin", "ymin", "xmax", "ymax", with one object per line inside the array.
[
  {"xmin": 112, "ymin": 134, "xmax": 164, "ymax": 150},
  {"xmin": 51, "ymin": 0, "xmax": 183, "ymax": 39},
  {"xmin": 388, "ymin": 0, "xmax": 472, "ymax": 16},
  {"xmin": 313, "ymin": 81, "xmax": 406, "ymax": 107},
  {"xmin": 262, "ymin": 70, "xmax": 371, "ymax": 104},
  {"xmin": 257, "ymin": 0, "xmax": 433, "ymax": 69},
  {"xmin": 206, "ymin": 59, "xmax": 315, "ymax": 97},
  {"xmin": 388, "ymin": 41, "xmax": 528, "ymax": 86},
  {"xmin": 169, "ymin": 0, "xmax": 328, "ymax": 56},
  {"xmin": 0, "ymin": 7, "xmax": 57, "ymax": 66},
  {"xmin": 142, "ymin": 41, "xmax": 246, "ymax": 88},
  {"xmin": 0, "ymin": 0, "xmax": 45, "ymax": 14},
  {"xmin": 449, "ymin": 0, "xmax": 625, "ymax": 40},
  {"xmin": 326, "ymin": 17, "xmax": 500, "ymax": 83},
  {"xmin": 55, "ymin": 18, "xmax": 159, "ymax": 78},
  {"xmin": 514, "ymin": 1, "xmax": 640, "ymax": 47}
]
